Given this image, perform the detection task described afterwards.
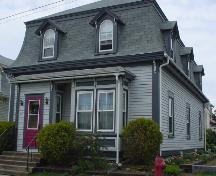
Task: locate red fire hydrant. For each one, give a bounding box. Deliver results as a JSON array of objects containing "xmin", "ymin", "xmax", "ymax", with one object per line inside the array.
[{"xmin": 154, "ymin": 155, "xmax": 166, "ymax": 176}]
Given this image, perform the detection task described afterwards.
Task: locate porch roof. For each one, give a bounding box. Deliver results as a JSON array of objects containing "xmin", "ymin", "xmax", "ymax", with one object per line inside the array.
[{"xmin": 10, "ymin": 66, "xmax": 135, "ymax": 83}]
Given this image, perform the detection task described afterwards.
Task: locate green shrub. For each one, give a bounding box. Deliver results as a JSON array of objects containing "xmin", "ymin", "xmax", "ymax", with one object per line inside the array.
[
  {"xmin": 75, "ymin": 135, "xmax": 101, "ymax": 159},
  {"xmin": 164, "ymin": 165, "xmax": 180, "ymax": 176},
  {"xmin": 0, "ymin": 121, "xmax": 16, "ymax": 153},
  {"xmin": 122, "ymin": 118, "xmax": 163, "ymax": 164},
  {"xmin": 37, "ymin": 121, "xmax": 76, "ymax": 165},
  {"xmin": 207, "ymin": 129, "xmax": 216, "ymax": 152}
]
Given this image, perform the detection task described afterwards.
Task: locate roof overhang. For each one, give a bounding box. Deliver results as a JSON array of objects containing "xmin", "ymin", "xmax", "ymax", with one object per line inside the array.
[
  {"xmin": 9, "ymin": 67, "xmax": 135, "ymax": 83},
  {"xmin": 160, "ymin": 21, "xmax": 180, "ymax": 39},
  {"xmin": 4, "ymin": 51, "xmax": 164, "ymax": 77},
  {"xmin": 165, "ymin": 60, "xmax": 208, "ymax": 103}
]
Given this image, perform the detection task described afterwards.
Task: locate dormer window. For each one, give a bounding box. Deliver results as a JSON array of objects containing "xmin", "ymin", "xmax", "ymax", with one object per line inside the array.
[
  {"xmin": 42, "ymin": 29, "xmax": 55, "ymax": 59},
  {"xmin": 35, "ymin": 20, "xmax": 66, "ymax": 61},
  {"xmin": 89, "ymin": 9, "xmax": 124, "ymax": 55},
  {"xmin": 99, "ymin": 20, "xmax": 113, "ymax": 52}
]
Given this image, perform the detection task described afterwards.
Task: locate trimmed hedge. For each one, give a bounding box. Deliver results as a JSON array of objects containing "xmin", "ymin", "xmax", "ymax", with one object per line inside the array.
[
  {"xmin": 122, "ymin": 118, "xmax": 163, "ymax": 164},
  {"xmin": 37, "ymin": 121, "xmax": 76, "ymax": 165},
  {"xmin": 0, "ymin": 121, "xmax": 16, "ymax": 153}
]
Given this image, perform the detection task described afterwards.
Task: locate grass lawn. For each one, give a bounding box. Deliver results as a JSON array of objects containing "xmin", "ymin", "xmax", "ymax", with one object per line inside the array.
[
  {"xmin": 30, "ymin": 173, "xmax": 70, "ymax": 176},
  {"xmin": 196, "ymin": 173, "xmax": 216, "ymax": 176}
]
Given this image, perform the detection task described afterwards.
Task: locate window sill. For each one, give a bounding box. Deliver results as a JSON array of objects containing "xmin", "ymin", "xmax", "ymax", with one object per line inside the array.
[
  {"xmin": 95, "ymin": 50, "xmax": 116, "ymax": 56},
  {"xmin": 38, "ymin": 57, "xmax": 57, "ymax": 62}
]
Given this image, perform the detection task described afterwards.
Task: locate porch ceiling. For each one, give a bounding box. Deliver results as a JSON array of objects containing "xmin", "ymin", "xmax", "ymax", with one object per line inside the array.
[{"xmin": 10, "ymin": 66, "xmax": 135, "ymax": 83}]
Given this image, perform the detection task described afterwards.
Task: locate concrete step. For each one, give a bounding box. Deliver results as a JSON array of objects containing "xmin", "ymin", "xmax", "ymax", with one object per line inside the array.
[
  {"xmin": 0, "ymin": 155, "xmax": 40, "ymax": 162},
  {"xmin": 2, "ymin": 151, "xmax": 40, "ymax": 158},
  {"xmin": 0, "ymin": 164, "xmax": 32, "ymax": 172},
  {"xmin": 0, "ymin": 169, "xmax": 29, "ymax": 176},
  {"xmin": 0, "ymin": 159, "xmax": 37, "ymax": 167}
]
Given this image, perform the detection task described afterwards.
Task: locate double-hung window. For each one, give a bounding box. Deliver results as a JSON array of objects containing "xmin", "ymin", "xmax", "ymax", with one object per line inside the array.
[
  {"xmin": 76, "ymin": 91, "xmax": 93, "ymax": 131},
  {"xmin": 97, "ymin": 90, "xmax": 115, "ymax": 132},
  {"xmin": 42, "ymin": 29, "xmax": 55, "ymax": 59},
  {"xmin": 99, "ymin": 20, "xmax": 113, "ymax": 52},
  {"xmin": 199, "ymin": 111, "xmax": 202, "ymax": 140},
  {"xmin": 186, "ymin": 104, "xmax": 191, "ymax": 139},
  {"xmin": 168, "ymin": 97, "xmax": 174, "ymax": 136}
]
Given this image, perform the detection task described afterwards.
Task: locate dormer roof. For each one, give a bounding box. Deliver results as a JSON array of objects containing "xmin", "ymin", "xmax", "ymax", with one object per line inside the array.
[
  {"xmin": 160, "ymin": 21, "xmax": 180, "ymax": 39},
  {"xmin": 180, "ymin": 47, "xmax": 194, "ymax": 60},
  {"xmin": 89, "ymin": 8, "xmax": 124, "ymax": 26},
  {"xmin": 35, "ymin": 20, "xmax": 66, "ymax": 36},
  {"xmin": 194, "ymin": 65, "xmax": 205, "ymax": 76}
]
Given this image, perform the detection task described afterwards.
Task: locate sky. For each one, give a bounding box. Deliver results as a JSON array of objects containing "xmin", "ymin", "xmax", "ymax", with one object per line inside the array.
[{"xmin": 0, "ymin": 0, "xmax": 215, "ymax": 106}]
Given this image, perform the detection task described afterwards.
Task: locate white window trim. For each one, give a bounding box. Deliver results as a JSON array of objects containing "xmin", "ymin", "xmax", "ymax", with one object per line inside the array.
[
  {"xmin": 42, "ymin": 29, "xmax": 55, "ymax": 59},
  {"xmin": 27, "ymin": 100, "xmax": 40, "ymax": 130},
  {"xmin": 199, "ymin": 112, "xmax": 202, "ymax": 139},
  {"xmin": 186, "ymin": 106, "xmax": 191, "ymax": 138},
  {"xmin": 168, "ymin": 97, "xmax": 174, "ymax": 135},
  {"xmin": 97, "ymin": 89, "xmax": 115, "ymax": 132},
  {"xmin": 56, "ymin": 94, "xmax": 62, "ymax": 122},
  {"xmin": 76, "ymin": 91, "xmax": 93, "ymax": 132},
  {"xmin": 99, "ymin": 20, "xmax": 114, "ymax": 52}
]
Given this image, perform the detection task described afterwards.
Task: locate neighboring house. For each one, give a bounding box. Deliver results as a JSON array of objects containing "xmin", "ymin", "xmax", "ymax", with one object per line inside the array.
[
  {"xmin": 4, "ymin": 0, "xmax": 208, "ymax": 161},
  {"xmin": 0, "ymin": 55, "xmax": 13, "ymax": 121}
]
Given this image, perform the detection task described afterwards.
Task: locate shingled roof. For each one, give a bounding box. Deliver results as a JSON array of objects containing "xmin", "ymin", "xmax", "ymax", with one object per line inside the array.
[
  {"xmin": 0, "ymin": 55, "xmax": 13, "ymax": 67},
  {"xmin": 31, "ymin": 0, "xmax": 154, "ymax": 22}
]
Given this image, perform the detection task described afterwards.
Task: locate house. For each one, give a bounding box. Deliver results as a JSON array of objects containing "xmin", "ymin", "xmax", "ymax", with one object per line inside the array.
[
  {"xmin": 4, "ymin": 0, "xmax": 208, "ymax": 162},
  {"xmin": 0, "ymin": 55, "xmax": 13, "ymax": 121}
]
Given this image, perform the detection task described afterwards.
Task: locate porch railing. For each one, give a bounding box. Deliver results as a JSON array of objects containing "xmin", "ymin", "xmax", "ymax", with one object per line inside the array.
[{"xmin": 25, "ymin": 136, "xmax": 38, "ymax": 172}]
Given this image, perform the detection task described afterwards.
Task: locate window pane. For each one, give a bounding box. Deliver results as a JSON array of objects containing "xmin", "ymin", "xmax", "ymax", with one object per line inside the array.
[
  {"xmin": 168, "ymin": 98, "xmax": 173, "ymax": 117},
  {"xmin": 78, "ymin": 93, "xmax": 92, "ymax": 110},
  {"xmin": 169, "ymin": 116, "xmax": 173, "ymax": 134},
  {"xmin": 100, "ymin": 44, "xmax": 112, "ymax": 51},
  {"xmin": 99, "ymin": 92, "xmax": 113, "ymax": 110},
  {"xmin": 77, "ymin": 112, "xmax": 92, "ymax": 130},
  {"xmin": 28, "ymin": 115, "xmax": 38, "ymax": 129},
  {"xmin": 98, "ymin": 111, "xmax": 114, "ymax": 130},
  {"xmin": 29, "ymin": 101, "xmax": 39, "ymax": 115},
  {"xmin": 43, "ymin": 29, "xmax": 55, "ymax": 47},
  {"xmin": 43, "ymin": 48, "xmax": 54, "ymax": 58},
  {"xmin": 56, "ymin": 95, "xmax": 61, "ymax": 112}
]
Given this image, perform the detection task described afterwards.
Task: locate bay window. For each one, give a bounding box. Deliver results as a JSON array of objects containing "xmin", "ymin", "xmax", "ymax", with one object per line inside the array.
[
  {"xmin": 97, "ymin": 90, "xmax": 115, "ymax": 132},
  {"xmin": 76, "ymin": 91, "xmax": 93, "ymax": 131}
]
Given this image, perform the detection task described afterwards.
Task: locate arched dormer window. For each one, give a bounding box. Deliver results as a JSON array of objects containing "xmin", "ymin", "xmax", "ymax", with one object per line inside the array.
[
  {"xmin": 42, "ymin": 29, "xmax": 55, "ymax": 59},
  {"xmin": 99, "ymin": 20, "xmax": 113, "ymax": 52}
]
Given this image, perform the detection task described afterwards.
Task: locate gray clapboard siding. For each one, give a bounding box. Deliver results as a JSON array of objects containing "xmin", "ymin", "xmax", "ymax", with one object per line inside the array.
[
  {"xmin": 160, "ymin": 69, "xmax": 204, "ymax": 152},
  {"xmin": 17, "ymin": 82, "xmax": 50, "ymax": 151},
  {"xmin": 126, "ymin": 65, "xmax": 152, "ymax": 120},
  {"xmin": 0, "ymin": 99, "xmax": 9, "ymax": 121}
]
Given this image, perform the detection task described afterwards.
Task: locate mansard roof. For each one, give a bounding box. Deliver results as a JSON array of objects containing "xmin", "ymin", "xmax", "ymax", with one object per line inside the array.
[
  {"xmin": 0, "ymin": 55, "xmax": 13, "ymax": 67},
  {"xmin": 89, "ymin": 9, "xmax": 124, "ymax": 26},
  {"xmin": 35, "ymin": 20, "xmax": 66, "ymax": 35}
]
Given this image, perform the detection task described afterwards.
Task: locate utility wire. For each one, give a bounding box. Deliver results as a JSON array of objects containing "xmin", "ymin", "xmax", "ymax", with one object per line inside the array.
[
  {"xmin": 0, "ymin": 0, "xmax": 81, "ymax": 25},
  {"xmin": 0, "ymin": 0, "xmax": 64, "ymax": 21}
]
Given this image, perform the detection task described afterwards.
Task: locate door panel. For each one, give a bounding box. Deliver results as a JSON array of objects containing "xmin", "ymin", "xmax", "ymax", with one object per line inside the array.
[{"xmin": 23, "ymin": 95, "xmax": 43, "ymax": 148}]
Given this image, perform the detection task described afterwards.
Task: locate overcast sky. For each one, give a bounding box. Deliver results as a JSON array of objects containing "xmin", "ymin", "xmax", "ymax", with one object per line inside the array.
[{"xmin": 0, "ymin": 0, "xmax": 215, "ymax": 106}]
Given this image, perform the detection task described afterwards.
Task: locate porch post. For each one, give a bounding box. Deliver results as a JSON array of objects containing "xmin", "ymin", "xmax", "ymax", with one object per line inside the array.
[
  {"xmin": 115, "ymin": 74, "xmax": 123, "ymax": 164},
  {"xmin": 70, "ymin": 80, "xmax": 76, "ymax": 123}
]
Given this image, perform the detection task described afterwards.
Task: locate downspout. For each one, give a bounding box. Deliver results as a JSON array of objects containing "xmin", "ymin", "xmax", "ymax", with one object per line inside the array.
[{"xmin": 159, "ymin": 52, "xmax": 170, "ymax": 156}]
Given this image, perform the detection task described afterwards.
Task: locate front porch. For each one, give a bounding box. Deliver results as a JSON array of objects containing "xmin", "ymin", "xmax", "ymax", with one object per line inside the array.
[{"xmin": 14, "ymin": 67, "xmax": 141, "ymax": 163}]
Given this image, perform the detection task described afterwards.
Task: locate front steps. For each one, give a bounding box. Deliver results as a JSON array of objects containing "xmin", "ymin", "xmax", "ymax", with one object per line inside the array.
[{"xmin": 0, "ymin": 151, "xmax": 40, "ymax": 176}]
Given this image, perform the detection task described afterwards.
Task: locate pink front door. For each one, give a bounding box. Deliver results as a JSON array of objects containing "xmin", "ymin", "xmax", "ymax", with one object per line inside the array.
[{"xmin": 23, "ymin": 95, "xmax": 43, "ymax": 148}]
